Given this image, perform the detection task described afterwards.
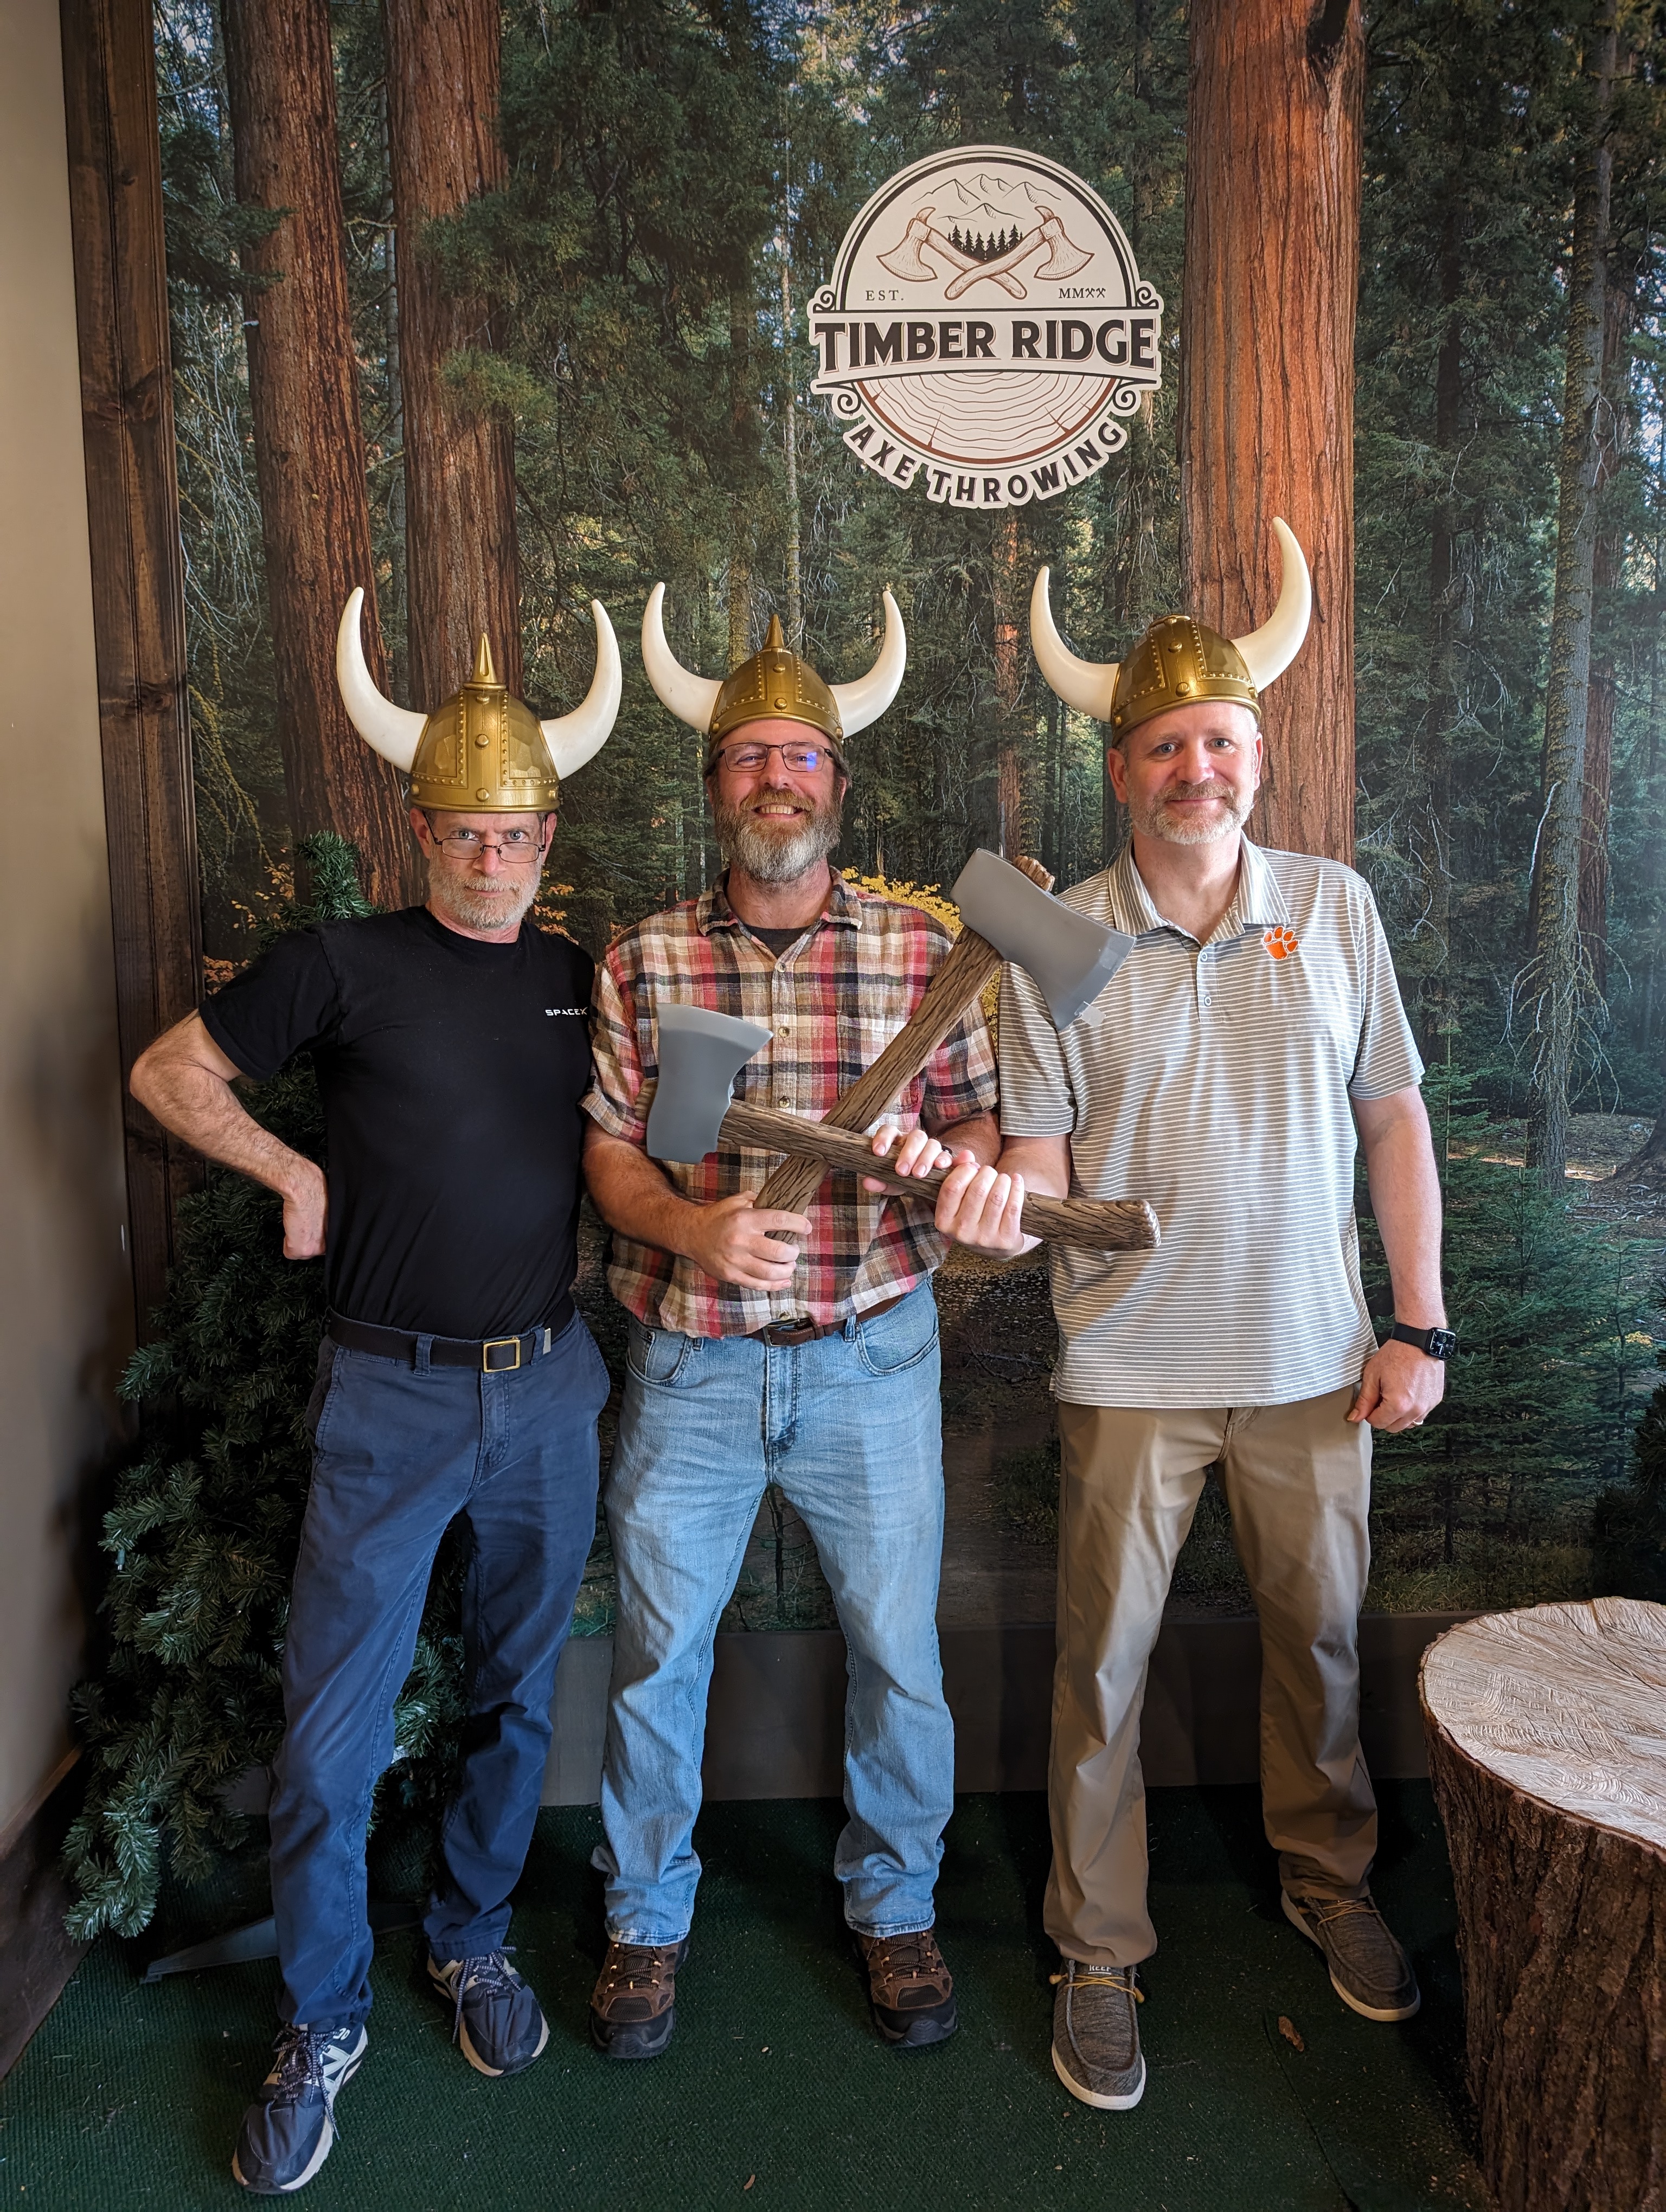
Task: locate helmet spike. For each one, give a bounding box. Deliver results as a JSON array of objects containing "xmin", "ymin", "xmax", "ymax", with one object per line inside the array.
[{"xmin": 472, "ymin": 633, "xmax": 498, "ymax": 687}]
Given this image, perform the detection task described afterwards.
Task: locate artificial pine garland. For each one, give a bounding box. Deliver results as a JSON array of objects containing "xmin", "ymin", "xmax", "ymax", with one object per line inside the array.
[{"xmin": 63, "ymin": 837, "xmax": 467, "ymax": 1939}]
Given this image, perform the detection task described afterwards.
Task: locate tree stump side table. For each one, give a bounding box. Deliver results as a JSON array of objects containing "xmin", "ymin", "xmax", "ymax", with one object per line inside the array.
[{"xmin": 1420, "ymin": 1598, "xmax": 1666, "ymax": 2212}]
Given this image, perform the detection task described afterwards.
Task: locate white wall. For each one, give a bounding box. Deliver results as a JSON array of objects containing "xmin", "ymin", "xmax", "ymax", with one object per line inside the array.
[{"xmin": 0, "ymin": 0, "xmax": 134, "ymax": 1842}]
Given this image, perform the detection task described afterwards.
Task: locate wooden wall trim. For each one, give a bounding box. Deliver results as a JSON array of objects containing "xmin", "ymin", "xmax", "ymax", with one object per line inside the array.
[{"xmin": 60, "ymin": 0, "xmax": 202, "ymax": 1338}]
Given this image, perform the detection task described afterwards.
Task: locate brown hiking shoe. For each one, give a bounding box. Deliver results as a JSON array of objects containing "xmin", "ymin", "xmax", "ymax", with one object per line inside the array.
[
  {"xmin": 1051, "ymin": 1960, "xmax": 1146, "ymax": 2110},
  {"xmin": 589, "ymin": 1939, "xmax": 688, "ymax": 2060},
  {"xmin": 1283, "ymin": 1889, "xmax": 1420, "ymax": 2022},
  {"xmin": 854, "ymin": 1927, "xmax": 958, "ymax": 2049}
]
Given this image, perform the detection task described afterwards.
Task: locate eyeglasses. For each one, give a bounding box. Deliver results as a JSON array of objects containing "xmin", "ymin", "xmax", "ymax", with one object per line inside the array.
[
  {"xmin": 713, "ymin": 740, "xmax": 831, "ymax": 774},
  {"xmin": 427, "ymin": 825, "xmax": 546, "ymax": 864}
]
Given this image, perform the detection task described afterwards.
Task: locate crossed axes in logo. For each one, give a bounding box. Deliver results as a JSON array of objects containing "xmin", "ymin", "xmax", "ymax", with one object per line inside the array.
[{"xmin": 876, "ymin": 203, "xmax": 1093, "ymax": 300}]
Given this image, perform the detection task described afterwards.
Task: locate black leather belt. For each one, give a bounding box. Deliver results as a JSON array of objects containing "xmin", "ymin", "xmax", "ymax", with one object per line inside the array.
[
  {"xmin": 328, "ymin": 1295, "xmax": 574, "ymax": 1372},
  {"xmin": 749, "ymin": 1291, "xmax": 905, "ymax": 1349}
]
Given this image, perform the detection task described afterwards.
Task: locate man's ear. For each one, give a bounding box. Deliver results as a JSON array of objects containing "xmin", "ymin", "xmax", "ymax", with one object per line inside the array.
[
  {"xmin": 1105, "ymin": 743, "xmax": 1130, "ymax": 806},
  {"xmin": 408, "ymin": 805, "xmax": 433, "ymax": 848}
]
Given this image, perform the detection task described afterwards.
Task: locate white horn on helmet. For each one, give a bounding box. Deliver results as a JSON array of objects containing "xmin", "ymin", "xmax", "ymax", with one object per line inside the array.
[
  {"xmin": 336, "ymin": 588, "xmax": 426, "ymax": 771},
  {"xmin": 1231, "ymin": 518, "xmax": 1312, "ymax": 691},
  {"xmin": 828, "ymin": 587, "xmax": 906, "ymax": 737},
  {"xmin": 642, "ymin": 583, "xmax": 723, "ymax": 733},
  {"xmin": 540, "ymin": 600, "xmax": 622, "ymax": 777},
  {"xmin": 1028, "ymin": 567, "xmax": 1119, "ymax": 721}
]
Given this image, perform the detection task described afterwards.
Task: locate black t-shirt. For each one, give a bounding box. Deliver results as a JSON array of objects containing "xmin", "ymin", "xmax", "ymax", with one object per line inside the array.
[{"xmin": 202, "ymin": 906, "xmax": 594, "ymax": 1339}]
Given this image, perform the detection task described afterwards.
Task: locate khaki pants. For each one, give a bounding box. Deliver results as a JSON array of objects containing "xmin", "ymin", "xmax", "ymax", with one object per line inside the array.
[{"xmin": 1045, "ymin": 1387, "xmax": 1376, "ymax": 1967}]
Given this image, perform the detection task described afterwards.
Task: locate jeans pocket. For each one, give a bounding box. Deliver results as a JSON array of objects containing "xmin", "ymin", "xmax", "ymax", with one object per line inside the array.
[
  {"xmin": 853, "ymin": 1288, "xmax": 940, "ymax": 1378},
  {"xmin": 625, "ymin": 1319, "xmax": 697, "ymax": 1388}
]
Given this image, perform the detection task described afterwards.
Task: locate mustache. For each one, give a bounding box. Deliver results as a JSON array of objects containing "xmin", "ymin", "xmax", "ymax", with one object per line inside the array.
[{"xmin": 739, "ymin": 785, "xmax": 812, "ymax": 815}]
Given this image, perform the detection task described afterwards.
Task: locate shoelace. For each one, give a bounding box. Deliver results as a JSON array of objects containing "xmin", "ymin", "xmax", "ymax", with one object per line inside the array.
[
  {"xmin": 867, "ymin": 1933, "xmax": 943, "ymax": 1989},
  {"xmin": 1049, "ymin": 1963, "xmax": 1143, "ymax": 2001},
  {"xmin": 1304, "ymin": 1898, "xmax": 1381, "ymax": 1931},
  {"xmin": 439, "ymin": 1951, "xmax": 522, "ymax": 2045},
  {"xmin": 603, "ymin": 1944, "xmax": 677, "ymax": 1995},
  {"xmin": 267, "ymin": 2026, "xmax": 350, "ymax": 2138}
]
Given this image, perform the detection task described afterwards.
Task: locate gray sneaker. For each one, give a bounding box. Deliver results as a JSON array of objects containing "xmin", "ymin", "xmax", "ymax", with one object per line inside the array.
[
  {"xmin": 1282, "ymin": 1889, "xmax": 1420, "ymax": 2021},
  {"xmin": 1050, "ymin": 1960, "xmax": 1146, "ymax": 2110}
]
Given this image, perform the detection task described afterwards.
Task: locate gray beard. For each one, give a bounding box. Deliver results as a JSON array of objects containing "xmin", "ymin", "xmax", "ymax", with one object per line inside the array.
[
  {"xmin": 713, "ymin": 788, "xmax": 844, "ymax": 884},
  {"xmin": 1130, "ymin": 784, "xmax": 1253, "ymax": 847},
  {"xmin": 425, "ymin": 857, "xmax": 543, "ymax": 935}
]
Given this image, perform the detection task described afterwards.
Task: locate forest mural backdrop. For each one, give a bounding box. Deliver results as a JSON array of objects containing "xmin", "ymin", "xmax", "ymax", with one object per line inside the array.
[{"xmin": 63, "ymin": 0, "xmax": 1666, "ymax": 1933}]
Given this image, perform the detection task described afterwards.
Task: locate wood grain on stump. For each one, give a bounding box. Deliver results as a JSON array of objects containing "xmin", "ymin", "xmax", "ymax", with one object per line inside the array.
[{"xmin": 1421, "ymin": 1599, "xmax": 1666, "ymax": 2210}]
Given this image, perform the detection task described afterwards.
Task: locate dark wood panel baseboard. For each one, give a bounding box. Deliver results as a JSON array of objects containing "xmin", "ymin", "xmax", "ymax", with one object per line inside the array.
[
  {"xmin": 540, "ymin": 1612, "xmax": 1472, "ymax": 1806},
  {"xmin": 0, "ymin": 1754, "xmax": 88, "ymax": 2081}
]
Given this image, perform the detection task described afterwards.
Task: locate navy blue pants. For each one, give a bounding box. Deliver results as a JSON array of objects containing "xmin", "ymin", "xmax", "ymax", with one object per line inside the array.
[{"xmin": 268, "ymin": 1315, "xmax": 608, "ymax": 2028}]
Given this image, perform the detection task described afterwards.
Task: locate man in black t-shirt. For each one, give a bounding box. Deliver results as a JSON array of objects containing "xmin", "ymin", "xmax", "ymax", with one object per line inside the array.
[{"xmin": 130, "ymin": 600, "xmax": 619, "ymax": 2196}]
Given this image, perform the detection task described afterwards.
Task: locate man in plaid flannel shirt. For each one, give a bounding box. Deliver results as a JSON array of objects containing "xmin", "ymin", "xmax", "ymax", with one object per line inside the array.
[{"xmin": 581, "ymin": 614, "xmax": 1000, "ymax": 2059}]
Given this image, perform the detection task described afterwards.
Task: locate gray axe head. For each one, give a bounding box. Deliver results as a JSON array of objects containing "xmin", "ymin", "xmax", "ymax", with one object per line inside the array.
[
  {"xmin": 645, "ymin": 1003, "xmax": 773, "ymax": 1165},
  {"xmin": 951, "ymin": 847, "xmax": 1135, "ymax": 1028}
]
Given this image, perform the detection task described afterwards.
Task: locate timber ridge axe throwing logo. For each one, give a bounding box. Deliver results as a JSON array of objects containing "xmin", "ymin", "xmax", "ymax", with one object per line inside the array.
[{"xmin": 808, "ymin": 146, "xmax": 1163, "ymax": 511}]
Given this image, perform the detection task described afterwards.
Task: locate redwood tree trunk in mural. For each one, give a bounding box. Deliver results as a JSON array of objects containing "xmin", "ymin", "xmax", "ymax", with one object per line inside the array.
[
  {"xmin": 223, "ymin": 0, "xmax": 414, "ymax": 909},
  {"xmin": 1179, "ymin": 0, "xmax": 1364, "ymax": 863},
  {"xmin": 386, "ymin": 0, "xmax": 521, "ymax": 704}
]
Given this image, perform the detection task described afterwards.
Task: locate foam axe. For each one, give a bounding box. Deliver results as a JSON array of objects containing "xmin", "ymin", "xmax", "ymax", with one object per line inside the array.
[
  {"xmin": 645, "ymin": 1005, "xmax": 1158, "ymax": 1254},
  {"xmin": 747, "ymin": 849, "xmax": 1135, "ymax": 1229}
]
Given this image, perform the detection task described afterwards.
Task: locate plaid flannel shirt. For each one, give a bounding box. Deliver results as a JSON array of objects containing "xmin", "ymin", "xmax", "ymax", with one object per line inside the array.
[{"xmin": 584, "ymin": 871, "xmax": 998, "ymax": 1339}]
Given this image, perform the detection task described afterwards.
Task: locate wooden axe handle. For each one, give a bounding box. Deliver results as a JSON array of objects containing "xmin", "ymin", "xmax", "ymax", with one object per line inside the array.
[
  {"xmin": 723, "ymin": 1102, "xmax": 1156, "ymax": 1252},
  {"xmin": 752, "ymin": 855, "xmax": 1053, "ymax": 1222}
]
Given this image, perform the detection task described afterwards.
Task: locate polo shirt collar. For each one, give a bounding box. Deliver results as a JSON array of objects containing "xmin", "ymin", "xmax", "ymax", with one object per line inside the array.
[
  {"xmin": 1104, "ymin": 835, "xmax": 1290, "ymax": 944},
  {"xmin": 697, "ymin": 867, "xmax": 863, "ymax": 937}
]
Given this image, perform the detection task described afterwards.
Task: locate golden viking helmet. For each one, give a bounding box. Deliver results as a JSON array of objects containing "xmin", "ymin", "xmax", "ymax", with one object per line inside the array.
[
  {"xmin": 1029, "ymin": 519, "xmax": 1312, "ymax": 740},
  {"xmin": 335, "ymin": 588, "xmax": 621, "ymax": 809},
  {"xmin": 640, "ymin": 584, "xmax": 907, "ymax": 762}
]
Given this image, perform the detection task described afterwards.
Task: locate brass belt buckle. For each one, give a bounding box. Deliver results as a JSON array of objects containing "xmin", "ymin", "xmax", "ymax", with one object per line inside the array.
[{"xmin": 482, "ymin": 1335, "xmax": 523, "ymax": 1372}]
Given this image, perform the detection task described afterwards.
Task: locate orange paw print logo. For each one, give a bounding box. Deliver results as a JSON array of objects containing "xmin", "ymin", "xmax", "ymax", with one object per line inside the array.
[{"xmin": 1263, "ymin": 926, "xmax": 1299, "ymax": 961}]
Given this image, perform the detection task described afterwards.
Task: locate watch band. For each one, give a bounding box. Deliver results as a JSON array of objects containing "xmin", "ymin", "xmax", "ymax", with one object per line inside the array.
[{"xmin": 1390, "ymin": 1322, "xmax": 1456, "ymax": 1360}]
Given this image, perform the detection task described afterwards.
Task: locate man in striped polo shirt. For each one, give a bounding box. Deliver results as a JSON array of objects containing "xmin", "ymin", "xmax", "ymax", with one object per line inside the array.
[
  {"xmin": 936, "ymin": 530, "xmax": 1450, "ymax": 2112},
  {"xmin": 580, "ymin": 599, "xmax": 999, "ymax": 2059}
]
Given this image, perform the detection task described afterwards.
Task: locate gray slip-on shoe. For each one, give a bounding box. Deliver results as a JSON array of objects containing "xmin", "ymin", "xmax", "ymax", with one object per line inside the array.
[
  {"xmin": 1050, "ymin": 1960, "xmax": 1146, "ymax": 2110},
  {"xmin": 1282, "ymin": 1888, "xmax": 1420, "ymax": 2021}
]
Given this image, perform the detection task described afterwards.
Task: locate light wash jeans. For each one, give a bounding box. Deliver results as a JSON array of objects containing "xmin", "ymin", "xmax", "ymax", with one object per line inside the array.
[{"xmin": 595, "ymin": 1281, "xmax": 953, "ymax": 1943}]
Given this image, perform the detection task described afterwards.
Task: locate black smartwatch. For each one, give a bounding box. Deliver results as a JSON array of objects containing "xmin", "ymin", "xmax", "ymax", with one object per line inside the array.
[{"xmin": 1389, "ymin": 1322, "xmax": 1456, "ymax": 1361}]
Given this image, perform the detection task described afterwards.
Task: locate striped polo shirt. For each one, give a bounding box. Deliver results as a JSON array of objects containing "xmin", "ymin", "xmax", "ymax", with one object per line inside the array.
[{"xmin": 998, "ymin": 838, "xmax": 1423, "ymax": 1409}]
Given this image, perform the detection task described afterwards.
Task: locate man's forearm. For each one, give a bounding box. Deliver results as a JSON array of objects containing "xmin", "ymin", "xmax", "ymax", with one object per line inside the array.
[
  {"xmin": 928, "ymin": 1110, "xmax": 1003, "ymax": 1167},
  {"xmin": 131, "ymin": 1026, "xmax": 312, "ymax": 1201},
  {"xmin": 582, "ymin": 1128, "xmax": 709, "ymax": 1263},
  {"xmin": 1363, "ymin": 1114, "xmax": 1446, "ymax": 1328}
]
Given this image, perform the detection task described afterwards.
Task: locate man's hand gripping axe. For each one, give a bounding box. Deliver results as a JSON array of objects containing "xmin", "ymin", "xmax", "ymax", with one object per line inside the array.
[
  {"xmin": 644, "ymin": 851, "xmax": 1156, "ymax": 1253},
  {"xmin": 645, "ymin": 1006, "xmax": 1155, "ymax": 1251},
  {"xmin": 746, "ymin": 849, "xmax": 1139, "ymax": 1228}
]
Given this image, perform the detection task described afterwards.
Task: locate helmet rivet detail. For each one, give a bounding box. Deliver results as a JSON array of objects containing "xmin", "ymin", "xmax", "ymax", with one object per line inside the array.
[
  {"xmin": 476, "ymin": 788, "xmax": 490, "ymax": 800},
  {"xmin": 475, "ymin": 734, "xmax": 489, "ymax": 747},
  {"xmin": 1176, "ymin": 680, "xmax": 1192, "ymax": 695}
]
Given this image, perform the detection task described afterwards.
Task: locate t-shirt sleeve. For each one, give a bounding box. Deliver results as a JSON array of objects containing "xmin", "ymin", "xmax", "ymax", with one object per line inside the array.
[
  {"xmin": 995, "ymin": 960, "xmax": 1077, "ymax": 1136},
  {"xmin": 1347, "ymin": 884, "xmax": 1425, "ymax": 1101},
  {"xmin": 199, "ymin": 929, "xmax": 344, "ymax": 1081},
  {"xmin": 582, "ymin": 943, "xmax": 648, "ymax": 1145}
]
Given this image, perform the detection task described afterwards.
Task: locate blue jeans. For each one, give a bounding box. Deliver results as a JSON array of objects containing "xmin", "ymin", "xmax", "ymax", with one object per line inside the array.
[
  {"xmin": 595, "ymin": 1281, "xmax": 952, "ymax": 1943},
  {"xmin": 268, "ymin": 1316, "xmax": 608, "ymax": 2027}
]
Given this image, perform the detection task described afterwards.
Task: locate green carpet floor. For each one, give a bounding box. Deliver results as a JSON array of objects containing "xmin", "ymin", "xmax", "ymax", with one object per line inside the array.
[{"xmin": 1, "ymin": 1785, "xmax": 1489, "ymax": 2211}]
